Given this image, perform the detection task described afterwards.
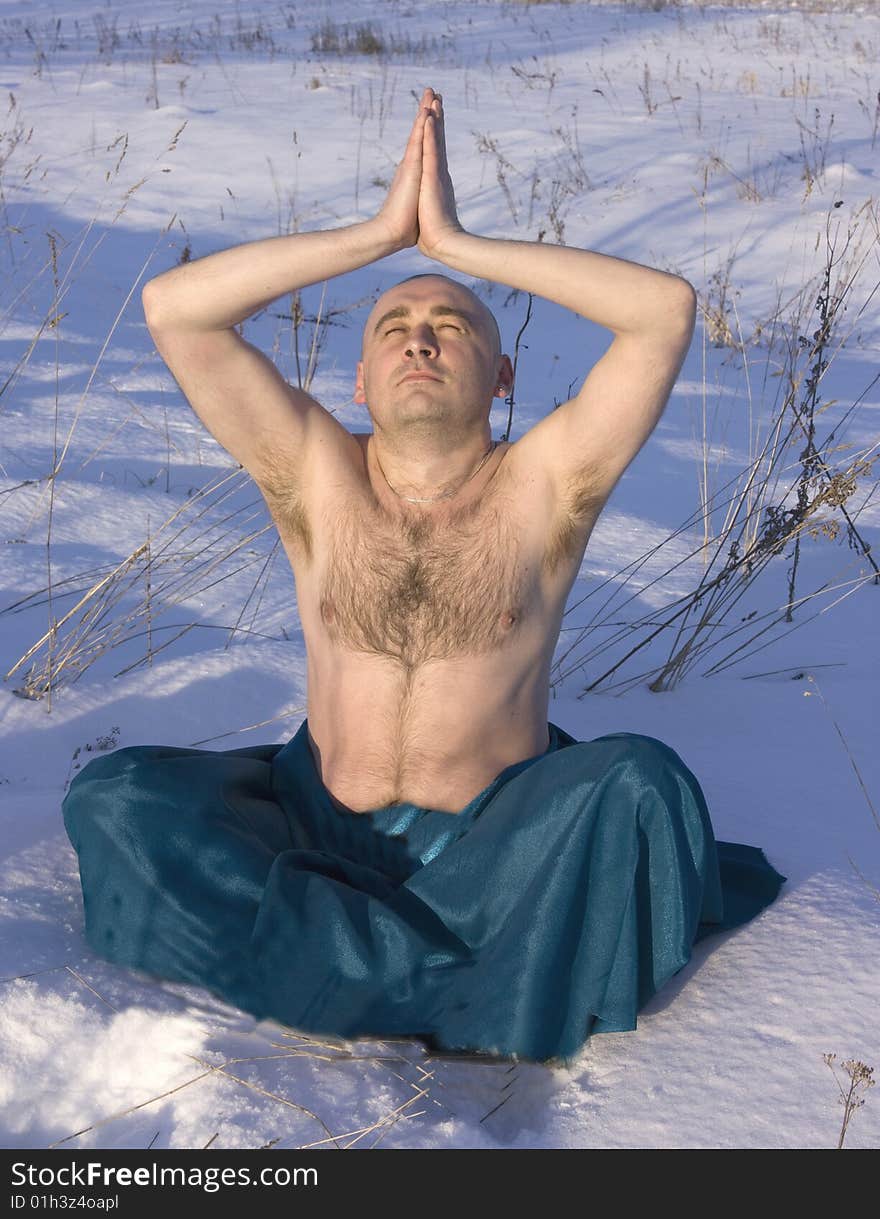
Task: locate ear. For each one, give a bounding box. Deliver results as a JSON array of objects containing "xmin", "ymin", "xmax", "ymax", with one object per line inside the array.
[
  {"xmin": 354, "ymin": 360, "xmax": 367, "ymax": 404},
  {"xmin": 494, "ymin": 353, "xmax": 514, "ymax": 397}
]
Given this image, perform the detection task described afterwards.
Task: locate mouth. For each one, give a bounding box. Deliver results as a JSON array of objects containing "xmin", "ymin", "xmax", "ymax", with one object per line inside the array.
[{"xmin": 400, "ymin": 371, "xmax": 442, "ymax": 384}]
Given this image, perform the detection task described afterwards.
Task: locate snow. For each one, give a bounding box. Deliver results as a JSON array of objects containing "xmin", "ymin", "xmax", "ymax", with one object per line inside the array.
[{"xmin": 1, "ymin": 0, "xmax": 878, "ymax": 1150}]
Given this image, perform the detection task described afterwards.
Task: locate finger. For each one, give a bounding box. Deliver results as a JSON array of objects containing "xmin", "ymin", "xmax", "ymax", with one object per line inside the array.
[
  {"xmin": 411, "ymin": 105, "xmax": 430, "ymax": 144},
  {"xmin": 416, "ymin": 86, "xmax": 434, "ymax": 119},
  {"xmin": 429, "ymin": 96, "xmax": 449, "ymax": 172},
  {"xmin": 422, "ymin": 103, "xmax": 439, "ymax": 163},
  {"xmin": 403, "ymin": 102, "xmax": 429, "ymax": 162}
]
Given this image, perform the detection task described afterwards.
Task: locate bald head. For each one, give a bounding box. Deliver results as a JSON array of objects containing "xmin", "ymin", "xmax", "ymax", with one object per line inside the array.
[
  {"xmin": 363, "ymin": 273, "xmax": 501, "ymax": 358},
  {"xmin": 354, "ymin": 272, "xmax": 513, "ymax": 431}
]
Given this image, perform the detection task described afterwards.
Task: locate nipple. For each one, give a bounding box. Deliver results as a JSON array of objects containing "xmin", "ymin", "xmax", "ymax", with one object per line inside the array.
[{"xmin": 320, "ymin": 597, "xmax": 336, "ymax": 624}]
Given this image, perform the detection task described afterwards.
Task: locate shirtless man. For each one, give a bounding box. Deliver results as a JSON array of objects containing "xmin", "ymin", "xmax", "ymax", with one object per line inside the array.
[
  {"xmin": 65, "ymin": 89, "xmax": 787, "ymax": 1060},
  {"xmin": 140, "ymin": 87, "xmax": 696, "ymax": 815}
]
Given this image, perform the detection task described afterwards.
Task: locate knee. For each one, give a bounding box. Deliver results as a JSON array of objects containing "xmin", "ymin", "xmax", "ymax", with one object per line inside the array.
[
  {"xmin": 62, "ymin": 744, "xmax": 180, "ymax": 850},
  {"xmin": 593, "ymin": 730, "xmax": 684, "ymax": 769},
  {"xmin": 612, "ymin": 734, "xmax": 712, "ymax": 850},
  {"xmin": 588, "ymin": 731, "xmax": 693, "ymax": 789},
  {"xmin": 570, "ymin": 731, "xmax": 688, "ymax": 791},
  {"xmin": 568, "ymin": 732, "xmax": 707, "ymax": 833},
  {"xmin": 73, "ymin": 744, "xmax": 175, "ymax": 786}
]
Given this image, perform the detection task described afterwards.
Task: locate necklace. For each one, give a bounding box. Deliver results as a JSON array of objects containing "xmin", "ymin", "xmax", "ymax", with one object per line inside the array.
[{"xmin": 374, "ymin": 439, "xmax": 498, "ymax": 504}]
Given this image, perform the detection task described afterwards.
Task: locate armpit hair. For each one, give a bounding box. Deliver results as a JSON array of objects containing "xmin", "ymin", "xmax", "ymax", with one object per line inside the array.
[
  {"xmin": 543, "ymin": 465, "xmax": 608, "ymax": 576},
  {"xmin": 251, "ymin": 437, "xmax": 313, "ymax": 561}
]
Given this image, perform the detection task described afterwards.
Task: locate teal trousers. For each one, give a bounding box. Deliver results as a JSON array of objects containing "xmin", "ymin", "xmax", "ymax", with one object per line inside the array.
[{"xmin": 62, "ymin": 719, "xmax": 785, "ymax": 1063}]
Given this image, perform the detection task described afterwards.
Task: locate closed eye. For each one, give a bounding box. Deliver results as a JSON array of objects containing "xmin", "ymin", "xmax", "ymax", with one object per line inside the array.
[{"xmin": 383, "ymin": 323, "xmax": 465, "ymax": 337}]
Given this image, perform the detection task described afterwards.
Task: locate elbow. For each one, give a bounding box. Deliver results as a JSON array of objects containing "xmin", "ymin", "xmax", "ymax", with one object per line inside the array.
[
  {"xmin": 141, "ymin": 279, "xmax": 159, "ymax": 327},
  {"xmin": 675, "ymin": 277, "xmax": 698, "ymax": 321},
  {"xmin": 141, "ymin": 278, "xmax": 169, "ymax": 330},
  {"xmin": 665, "ymin": 277, "xmax": 697, "ymax": 336}
]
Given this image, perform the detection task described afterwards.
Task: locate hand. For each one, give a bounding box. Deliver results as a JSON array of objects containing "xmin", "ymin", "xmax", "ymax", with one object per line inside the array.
[
  {"xmin": 375, "ymin": 88, "xmax": 432, "ymax": 251},
  {"xmin": 417, "ymin": 90, "xmax": 464, "ymax": 260}
]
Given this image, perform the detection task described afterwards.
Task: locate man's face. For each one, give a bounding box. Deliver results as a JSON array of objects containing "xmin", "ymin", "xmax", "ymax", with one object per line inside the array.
[{"xmin": 354, "ymin": 276, "xmax": 509, "ymax": 438}]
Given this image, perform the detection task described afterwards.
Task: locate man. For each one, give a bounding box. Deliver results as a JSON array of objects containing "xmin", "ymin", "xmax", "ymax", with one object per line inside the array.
[
  {"xmin": 63, "ymin": 89, "xmax": 783, "ymax": 1063},
  {"xmin": 138, "ymin": 87, "xmax": 696, "ymax": 814}
]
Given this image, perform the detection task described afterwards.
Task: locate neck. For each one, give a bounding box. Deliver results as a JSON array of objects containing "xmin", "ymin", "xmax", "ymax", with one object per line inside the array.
[{"xmin": 369, "ymin": 432, "xmax": 496, "ymax": 505}]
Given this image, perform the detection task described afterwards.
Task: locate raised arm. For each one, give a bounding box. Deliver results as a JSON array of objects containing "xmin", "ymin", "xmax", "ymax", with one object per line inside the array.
[
  {"xmin": 416, "ymin": 90, "xmax": 696, "ymax": 517},
  {"xmin": 140, "ymin": 91, "xmax": 434, "ymax": 493}
]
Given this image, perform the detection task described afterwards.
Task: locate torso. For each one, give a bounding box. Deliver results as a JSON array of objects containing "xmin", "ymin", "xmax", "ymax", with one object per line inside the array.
[{"xmin": 259, "ymin": 418, "xmax": 602, "ymax": 814}]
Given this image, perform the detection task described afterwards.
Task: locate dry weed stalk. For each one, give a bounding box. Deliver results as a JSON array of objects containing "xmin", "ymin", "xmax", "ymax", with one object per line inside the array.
[
  {"xmin": 0, "ymin": 115, "xmax": 189, "ymax": 589},
  {"xmin": 308, "ymin": 19, "xmax": 443, "ymax": 63},
  {"xmin": 797, "ymin": 106, "xmax": 835, "ymax": 200},
  {"xmin": 823, "ymin": 1054, "xmax": 875, "ymax": 1149},
  {"xmin": 500, "ymin": 291, "xmax": 534, "ymax": 442},
  {"xmin": 551, "ymin": 200, "xmax": 879, "ymax": 696},
  {"xmin": 1, "ymin": 113, "xmax": 364, "ymax": 705},
  {"xmin": 803, "ymin": 671, "xmax": 880, "ymax": 909},
  {"xmin": 2, "ymin": 114, "xmax": 361, "ymax": 700},
  {"xmin": 856, "ymin": 84, "xmax": 880, "ymax": 152},
  {"xmin": 39, "ymin": 964, "xmax": 438, "ymax": 1150},
  {"xmin": 3, "ymin": 468, "xmax": 278, "ymax": 697},
  {"xmin": 474, "ymin": 131, "xmax": 521, "ymax": 227}
]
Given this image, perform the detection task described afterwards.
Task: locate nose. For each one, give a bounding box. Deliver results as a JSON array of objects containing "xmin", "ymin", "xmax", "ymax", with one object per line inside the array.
[{"xmin": 404, "ymin": 325, "xmax": 439, "ymax": 359}]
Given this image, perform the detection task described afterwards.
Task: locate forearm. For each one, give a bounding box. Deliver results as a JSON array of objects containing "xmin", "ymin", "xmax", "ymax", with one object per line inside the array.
[
  {"xmin": 142, "ymin": 219, "xmax": 403, "ymax": 332},
  {"xmin": 431, "ymin": 231, "xmax": 695, "ymax": 336}
]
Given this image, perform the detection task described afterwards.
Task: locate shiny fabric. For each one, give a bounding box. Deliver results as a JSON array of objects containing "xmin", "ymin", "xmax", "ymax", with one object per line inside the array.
[{"xmin": 62, "ymin": 719, "xmax": 785, "ymax": 1063}]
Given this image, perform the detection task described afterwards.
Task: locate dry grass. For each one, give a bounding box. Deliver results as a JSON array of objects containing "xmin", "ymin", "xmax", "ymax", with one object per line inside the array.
[
  {"xmin": 823, "ymin": 1054, "xmax": 875, "ymax": 1149},
  {"xmin": 549, "ymin": 198, "xmax": 879, "ymax": 695},
  {"xmin": 0, "ymin": 961, "xmax": 524, "ymax": 1150},
  {"xmin": 0, "ymin": 62, "xmax": 360, "ymax": 696},
  {"xmin": 3, "ymin": 466, "xmax": 284, "ymax": 697}
]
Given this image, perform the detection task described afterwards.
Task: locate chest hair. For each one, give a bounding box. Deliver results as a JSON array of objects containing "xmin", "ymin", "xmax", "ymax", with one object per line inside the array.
[{"xmin": 318, "ymin": 492, "xmax": 529, "ymax": 667}]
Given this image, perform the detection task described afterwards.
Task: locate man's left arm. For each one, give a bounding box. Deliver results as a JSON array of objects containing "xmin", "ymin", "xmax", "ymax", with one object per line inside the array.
[{"xmin": 418, "ymin": 91, "xmax": 697, "ymax": 512}]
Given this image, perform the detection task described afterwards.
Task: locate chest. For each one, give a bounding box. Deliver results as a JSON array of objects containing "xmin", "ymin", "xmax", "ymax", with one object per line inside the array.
[{"xmin": 314, "ymin": 490, "xmax": 540, "ymax": 665}]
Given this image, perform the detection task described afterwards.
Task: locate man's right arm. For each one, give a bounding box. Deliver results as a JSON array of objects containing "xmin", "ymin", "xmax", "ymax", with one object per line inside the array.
[
  {"xmin": 141, "ymin": 90, "xmax": 430, "ymax": 490},
  {"xmin": 141, "ymin": 221, "xmax": 404, "ymax": 489}
]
